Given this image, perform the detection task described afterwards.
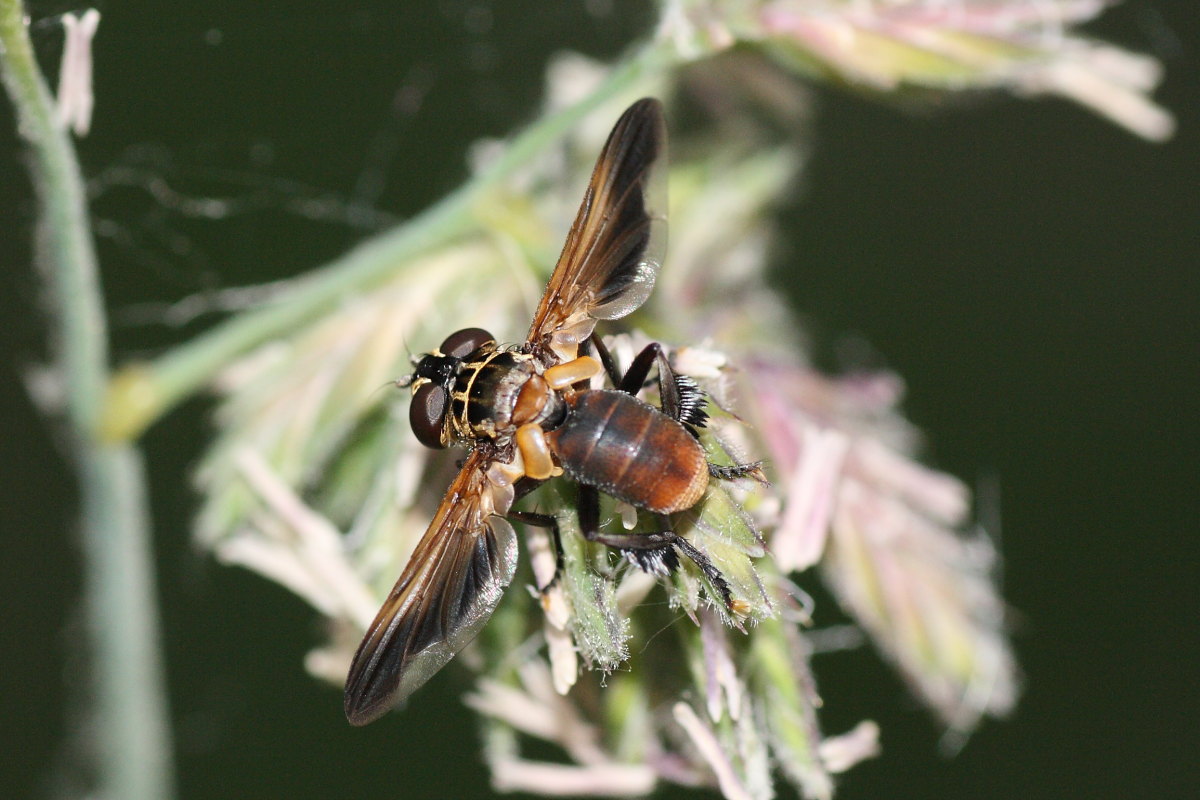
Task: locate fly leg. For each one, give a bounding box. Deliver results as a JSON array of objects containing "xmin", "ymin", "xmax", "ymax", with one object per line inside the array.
[
  {"xmin": 584, "ymin": 333, "xmax": 622, "ymax": 387},
  {"xmin": 508, "ymin": 509, "xmax": 563, "ymax": 592},
  {"xmin": 584, "ymin": 336, "xmax": 676, "ymax": 406},
  {"xmin": 575, "ymin": 485, "xmax": 734, "ymax": 609},
  {"xmin": 576, "ymin": 484, "xmax": 675, "ymax": 573},
  {"xmin": 509, "ymin": 477, "xmax": 563, "ymax": 591},
  {"xmin": 606, "ymin": 341, "xmax": 707, "ymax": 429},
  {"xmin": 616, "ymin": 342, "xmax": 668, "ymax": 396},
  {"xmin": 653, "ymin": 514, "xmax": 734, "ymax": 609},
  {"xmin": 708, "ymin": 461, "xmax": 768, "ymax": 482}
]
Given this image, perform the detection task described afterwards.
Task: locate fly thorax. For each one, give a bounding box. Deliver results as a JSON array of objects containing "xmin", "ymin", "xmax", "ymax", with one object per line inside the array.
[{"xmin": 450, "ymin": 347, "xmax": 566, "ymax": 442}]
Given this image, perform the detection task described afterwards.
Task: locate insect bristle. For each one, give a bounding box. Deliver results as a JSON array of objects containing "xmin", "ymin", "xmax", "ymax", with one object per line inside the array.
[
  {"xmin": 624, "ymin": 546, "xmax": 679, "ymax": 577},
  {"xmin": 674, "ymin": 375, "xmax": 709, "ymax": 429}
]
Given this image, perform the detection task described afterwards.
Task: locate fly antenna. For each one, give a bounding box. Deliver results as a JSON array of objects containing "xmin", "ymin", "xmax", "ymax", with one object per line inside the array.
[
  {"xmin": 393, "ymin": 331, "xmax": 420, "ymax": 389},
  {"xmin": 366, "ymin": 379, "xmax": 401, "ymax": 404},
  {"xmin": 403, "ymin": 335, "xmax": 424, "ymax": 368}
]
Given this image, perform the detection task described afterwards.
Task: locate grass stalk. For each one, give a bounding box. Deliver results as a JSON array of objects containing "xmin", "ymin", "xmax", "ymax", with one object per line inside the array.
[{"xmin": 0, "ymin": 4, "xmax": 175, "ymax": 798}]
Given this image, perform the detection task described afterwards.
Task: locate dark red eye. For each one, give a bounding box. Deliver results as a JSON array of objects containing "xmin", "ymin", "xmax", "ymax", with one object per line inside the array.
[
  {"xmin": 410, "ymin": 383, "xmax": 449, "ymax": 449},
  {"xmin": 440, "ymin": 327, "xmax": 494, "ymax": 359}
]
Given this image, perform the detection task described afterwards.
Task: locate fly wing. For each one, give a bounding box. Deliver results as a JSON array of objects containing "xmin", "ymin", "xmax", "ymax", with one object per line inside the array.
[
  {"xmin": 344, "ymin": 450, "xmax": 518, "ymax": 725},
  {"xmin": 526, "ymin": 97, "xmax": 667, "ymax": 362}
]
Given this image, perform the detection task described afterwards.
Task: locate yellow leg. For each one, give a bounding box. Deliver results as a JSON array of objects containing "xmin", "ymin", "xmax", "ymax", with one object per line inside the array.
[
  {"xmin": 516, "ymin": 423, "xmax": 556, "ymax": 480},
  {"xmin": 543, "ymin": 355, "xmax": 602, "ymax": 390}
]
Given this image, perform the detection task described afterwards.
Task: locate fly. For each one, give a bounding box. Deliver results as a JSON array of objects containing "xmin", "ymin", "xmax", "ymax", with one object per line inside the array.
[{"xmin": 344, "ymin": 98, "xmax": 762, "ymax": 726}]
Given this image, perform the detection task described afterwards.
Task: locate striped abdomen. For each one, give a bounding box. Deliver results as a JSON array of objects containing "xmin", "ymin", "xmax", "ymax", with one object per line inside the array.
[{"xmin": 548, "ymin": 390, "xmax": 708, "ymax": 514}]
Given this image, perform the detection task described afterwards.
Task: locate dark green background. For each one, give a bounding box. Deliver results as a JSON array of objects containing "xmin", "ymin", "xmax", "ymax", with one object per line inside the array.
[{"xmin": 2, "ymin": 2, "xmax": 1196, "ymax": 798}]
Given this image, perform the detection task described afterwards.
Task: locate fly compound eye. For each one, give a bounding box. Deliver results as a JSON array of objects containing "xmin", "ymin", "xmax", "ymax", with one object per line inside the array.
[
  {"xmin": 440, "ymin": 327, "xmax": 494, "ymax": 359},
  {"xmin": 410, "ymin": 383, "xmax": 450, "ymax": 449}
]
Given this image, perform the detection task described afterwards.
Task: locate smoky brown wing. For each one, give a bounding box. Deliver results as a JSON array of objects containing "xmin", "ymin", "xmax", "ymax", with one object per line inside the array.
[
  {"xmin": 526, "ymin": 97, "xmax": 667, "ymax": 358},
  {"xmin": 344, "ymin": 450, "xmax": 518, "ymax": 726}
]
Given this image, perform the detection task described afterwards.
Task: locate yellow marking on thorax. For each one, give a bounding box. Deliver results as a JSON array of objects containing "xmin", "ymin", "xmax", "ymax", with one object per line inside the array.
[{"xmin": 455, "ymin": 349, "xmax": 502, "ymax": 427}]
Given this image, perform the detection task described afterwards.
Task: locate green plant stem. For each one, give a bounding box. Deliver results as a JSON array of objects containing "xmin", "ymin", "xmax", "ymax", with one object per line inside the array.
[
  {"xmin": 0, "ymin": 5, "xmax": 175, "ymax": 799},
  {"xmin": 103, "ymin": 39, "xmax": 676, "ymax": 442}
]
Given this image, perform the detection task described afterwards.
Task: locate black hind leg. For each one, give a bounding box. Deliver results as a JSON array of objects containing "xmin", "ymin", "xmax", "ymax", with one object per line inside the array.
[
  {"xmin": 575, "ymin": 485, "xmax": 733, "ymax": 608},
  {"xmin": 508, "ymin": 509, "xmax": 564, "ymax": 592},
  {"xmin": 708, "ymin": 461, "xmax": 768, "ymax": 483},
  {"xmin": 586, "ymin": 336, "xmax": 676, "ymax": 404},
  {"xmin": 508, "ymin": 476, "xmax": 570, "ymax": 591},
  {"xmin": 585, "ymin": 334, "xmax": 622, "ymax": 388}
]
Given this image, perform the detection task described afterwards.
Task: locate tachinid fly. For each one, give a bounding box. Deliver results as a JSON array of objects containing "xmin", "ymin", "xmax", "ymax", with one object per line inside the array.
[{"xmin": 344, "ymin": 98, "xmax": 761, "ymax": 726}]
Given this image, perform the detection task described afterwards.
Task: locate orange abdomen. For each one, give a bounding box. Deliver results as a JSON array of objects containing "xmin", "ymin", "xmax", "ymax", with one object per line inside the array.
[{"xmin": 548, "ymin": 390, "xmax": 708, "ymax": 514}]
